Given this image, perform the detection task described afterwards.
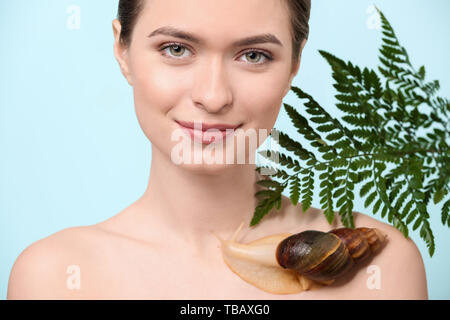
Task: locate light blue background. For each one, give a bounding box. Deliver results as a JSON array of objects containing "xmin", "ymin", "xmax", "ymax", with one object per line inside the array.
[{"xmin": 1, "ymin": 0, "xmax": 449, "ymax": 299}]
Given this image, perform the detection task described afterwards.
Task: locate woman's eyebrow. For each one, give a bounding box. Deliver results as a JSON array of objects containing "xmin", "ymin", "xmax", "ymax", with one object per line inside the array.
[{"xmin": 147, "ymin": 26, "xmax": 283, "ymax": 47}]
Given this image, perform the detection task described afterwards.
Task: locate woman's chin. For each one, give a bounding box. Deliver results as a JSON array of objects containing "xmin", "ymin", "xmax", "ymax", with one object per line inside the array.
[{"xmin": 173, "ymin": 158, "xmax": 240, "ymax": 175}]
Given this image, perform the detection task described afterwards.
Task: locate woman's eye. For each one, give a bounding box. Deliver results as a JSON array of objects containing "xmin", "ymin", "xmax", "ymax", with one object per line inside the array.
[
  {"xmin": 159, "ymin": 42, "xmax": 273, "ymax": 66},
  {"xmin": 159, "ymin": 43, "xmax": 192, "ymax": 59},
  {"xmin": 239, "ymin": 50, "xmax": 273, "ymax": 65}
]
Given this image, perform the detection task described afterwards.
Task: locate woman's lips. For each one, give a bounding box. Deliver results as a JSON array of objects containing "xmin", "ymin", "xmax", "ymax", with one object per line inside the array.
[
  {"xmin": 175, "ymin": 120, "xmax": 241, "ymax": 144},
  {"xmin": 175, "ymin": 120, "xmax": 240, "ymax": 131}
]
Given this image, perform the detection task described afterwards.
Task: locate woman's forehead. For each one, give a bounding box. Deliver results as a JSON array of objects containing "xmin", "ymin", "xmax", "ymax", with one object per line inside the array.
[
  {"xmin": 140, "ymin": 0, "xmax": 287, "ymax": 17},
  {"xmin": 137, "ymin": 0, "xmax": 291, "ymax": 44}
]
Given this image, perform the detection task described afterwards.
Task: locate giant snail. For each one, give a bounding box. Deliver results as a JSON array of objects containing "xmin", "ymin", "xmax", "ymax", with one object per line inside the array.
[{"xmin": 212, "ymin": 221, "xmax": 388, "ymax": 294}]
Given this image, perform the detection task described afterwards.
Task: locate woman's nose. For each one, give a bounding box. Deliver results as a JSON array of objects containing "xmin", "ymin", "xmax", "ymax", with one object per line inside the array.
[{"xmin": 191, "ymin": 55, "xmax": 233, "ymax": 113}]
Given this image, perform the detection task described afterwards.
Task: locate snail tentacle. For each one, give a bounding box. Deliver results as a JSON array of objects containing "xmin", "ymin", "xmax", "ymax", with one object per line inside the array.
[{"xmin": 213, "ymin": 222, "xmax": 317, "ymax": 294}]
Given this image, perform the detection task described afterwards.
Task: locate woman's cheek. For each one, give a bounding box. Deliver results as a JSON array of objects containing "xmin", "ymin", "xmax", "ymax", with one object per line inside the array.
[
  {"xmin": 242, "ymin": 74, "xmax": 285, "ymax": 131},
  {"xmin": 131, "ymin": 65, "xmax": 174, "ymax": 145}
]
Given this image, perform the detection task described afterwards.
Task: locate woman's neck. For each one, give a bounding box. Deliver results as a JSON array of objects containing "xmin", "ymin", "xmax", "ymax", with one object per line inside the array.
[{"xmin": 137, "ymin": 145, "xmax": 263, "ymax": 254}]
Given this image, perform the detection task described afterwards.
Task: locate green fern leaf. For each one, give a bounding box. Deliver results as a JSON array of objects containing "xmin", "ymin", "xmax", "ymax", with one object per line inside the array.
[
  {"xmin": 289, "ymin": 176, "xmax": 300, "ymax": 205},
  {"xmin": 442, "ymin": 199, "xmax": 450, "ymax": 227},
  {"xmin": 252, "ymin": 6, "xmax": 449, "ymax": 257},
  {"xmin": 419, "ymin": 220, "xmax": 435, "ymax": 257}
]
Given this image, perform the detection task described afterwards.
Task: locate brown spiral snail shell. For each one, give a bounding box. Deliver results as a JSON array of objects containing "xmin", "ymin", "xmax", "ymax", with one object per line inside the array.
[
  {"xmin": 275, "ymin": 227, "xmax": 386, "ymax": 284},
  {"xmin": 213, "ymin": 222, "xmax": 387, "ymax": 294}
]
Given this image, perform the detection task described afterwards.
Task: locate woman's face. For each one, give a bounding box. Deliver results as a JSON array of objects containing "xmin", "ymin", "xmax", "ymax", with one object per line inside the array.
[{"xmin": 113, "ymin": 0, "xmax": 305, "ymax": 173}]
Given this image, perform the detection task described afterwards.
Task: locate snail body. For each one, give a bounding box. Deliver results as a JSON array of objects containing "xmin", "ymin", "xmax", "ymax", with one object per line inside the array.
[{"xmin": 213, "ymin": 222, "xmax": 387, "ymax": 294}]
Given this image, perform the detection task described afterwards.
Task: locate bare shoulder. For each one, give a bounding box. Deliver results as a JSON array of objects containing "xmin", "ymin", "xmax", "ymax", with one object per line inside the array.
[
  {"xmin": 7, "ymin": 225, "xmax": 108, "ymax": 299},
  {"xmin": 350, "ymin": 211, "xmax": 428, "ymax": 299}
]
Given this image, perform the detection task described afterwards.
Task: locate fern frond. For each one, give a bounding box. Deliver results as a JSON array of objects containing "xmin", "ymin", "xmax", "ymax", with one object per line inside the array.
[{"xmin": 252, "ymin": 6, "xmax": 449, "ymax": 257}]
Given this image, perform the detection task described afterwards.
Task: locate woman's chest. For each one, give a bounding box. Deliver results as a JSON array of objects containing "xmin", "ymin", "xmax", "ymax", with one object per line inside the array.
[
  {"xmin": 83, "ymin": 241, "xmax": 375, "ymax": 300},
  {"xmin": 88, "ymin": 245, "xmax": 273, "ymax": 299}
]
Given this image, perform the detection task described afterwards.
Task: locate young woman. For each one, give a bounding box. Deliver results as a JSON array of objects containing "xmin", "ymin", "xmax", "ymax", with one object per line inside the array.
[{"xmin": 8, "ymin": 0, "xmax": 427, "ymax": 299}]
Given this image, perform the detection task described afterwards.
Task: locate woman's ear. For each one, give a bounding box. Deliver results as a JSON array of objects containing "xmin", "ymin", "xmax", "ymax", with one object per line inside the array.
[
  {"xmin": 112, "ymin": 19, "xmax": 133, "ymax": 86},
  {"xmin": 284, "ymin": 38, "xmax": 307, "ymax": 96}
]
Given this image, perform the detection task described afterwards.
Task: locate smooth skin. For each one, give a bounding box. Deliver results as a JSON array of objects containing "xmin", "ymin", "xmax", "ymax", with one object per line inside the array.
[{"xmin": 7, "ymin": 0, "xmax": 428, "ymax": 299}]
